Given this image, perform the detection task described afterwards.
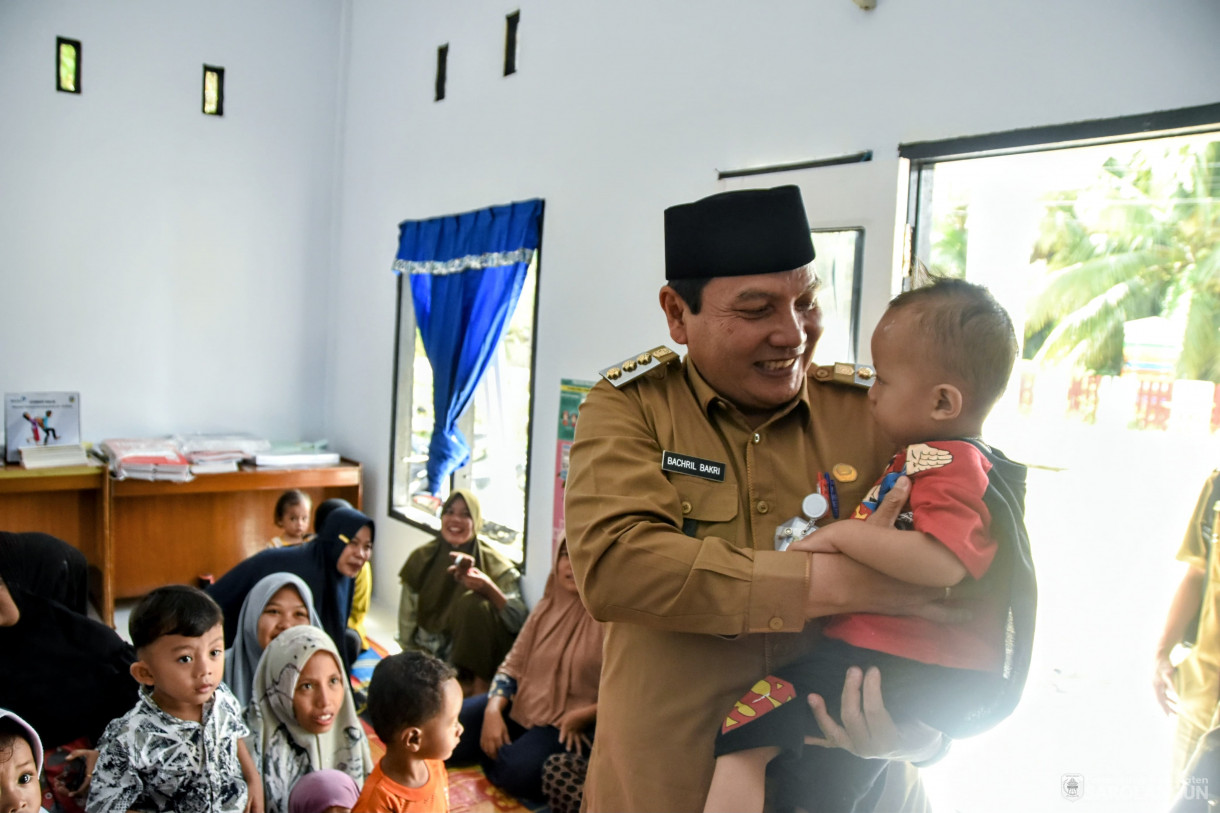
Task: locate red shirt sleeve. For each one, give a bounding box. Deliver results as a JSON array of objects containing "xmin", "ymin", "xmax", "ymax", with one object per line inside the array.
[{"xmin": 905, "ymin": 440, "xmax": 997, "ymax": 579}]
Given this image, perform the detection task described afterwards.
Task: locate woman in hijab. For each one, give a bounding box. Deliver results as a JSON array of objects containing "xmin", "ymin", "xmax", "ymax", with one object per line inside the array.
[
  {"xmin": 446, "ymin": 540, "xmax": 603, "ymax": 803},
  {"xmin": 0, "ymin": 532, "xmax": 90, "ymax": 617},
  {"xmin": 246, "ymin": 626, "xmax": 372, "ymax": 813},
  {"xmin": 312, "ymin": 499, "xmax": 371, "ymax": 654},
  {"xmin": 287, "ymin": 769, "xmax": 360, "ymax": 813},
  {"xmin": 0, "ymin": 550, "xmax": 137, "ymax": 754},
  {"xmin": 224, "ymin": 573, "xmax": 323, "ymax": 709},
  {"xmin": 208, "ymin": 506, "xmax": 374, "ymax": 673},
  {"xmin": 397, "ymin": 490, "xmax": 526, "ymax": 694}
]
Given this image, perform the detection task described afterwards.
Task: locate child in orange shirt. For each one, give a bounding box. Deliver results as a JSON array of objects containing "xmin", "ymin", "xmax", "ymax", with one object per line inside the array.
[{"xmin": 354, "ymin": 652, "xmax": 463, "ymax": 813}]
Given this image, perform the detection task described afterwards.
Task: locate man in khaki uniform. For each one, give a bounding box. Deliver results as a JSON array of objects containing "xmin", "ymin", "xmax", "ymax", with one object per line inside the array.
[
  {"xmin": 566, "ymin": 186, "xmax": 950, "ymax": 812},
  {"xmin": 1154, "ymin": 470, "xmax": 1220, "ymax": 788}
]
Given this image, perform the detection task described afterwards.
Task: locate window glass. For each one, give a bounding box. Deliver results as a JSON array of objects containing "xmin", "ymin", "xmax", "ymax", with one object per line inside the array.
[
  {"xmin": 393, "ymin": 256, "xmax": 538, "ymax": 561},
  {"xmin": 910, "ymin": 128, "xmax": 1220, "ymax": 813},
  {"xmin": 810, "ymin": 228, "xmax": 863, "ymax": 364}
]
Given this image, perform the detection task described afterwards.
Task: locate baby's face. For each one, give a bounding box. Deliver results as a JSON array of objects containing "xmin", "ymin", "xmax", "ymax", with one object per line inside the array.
[
  {"xmin": 0, "ymin": 735, "xmax": 41, "ymax": 812},
  {"xmin": 868, "ymin": 310, "xmax": 944, "ymax": 447},
  {"xmin": 277, "ymin": 502, "xmax": 311, "ymax": 540}
]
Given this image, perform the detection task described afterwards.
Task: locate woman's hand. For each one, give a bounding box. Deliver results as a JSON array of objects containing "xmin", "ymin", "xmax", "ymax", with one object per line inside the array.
[
  {"xmin": 804, "ymin": 666, "xmax": 944, "ymax": 762},
  {"xmin": 557, "ymin": 706, "xmax": 596, "ymax": 756},
  {"xmin": 481, "ymin": 705, "xmax": 512, "ymax": 760},
  {"xmin": 57, "ymin": 748, "xmax": 98, "ymax": 798},
  {"xmin": 449, "ymin": 552, "xmax": 508, "ymax": 609},
  {"xmin": 1154, "ymin": 654, "xmax": 1179, "ymax": 716}
]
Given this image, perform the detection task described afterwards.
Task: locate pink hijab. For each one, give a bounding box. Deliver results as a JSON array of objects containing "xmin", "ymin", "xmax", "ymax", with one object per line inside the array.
[
  {"xmin": 499, "ymin": 541, "xmax": 603, "ymax": 728},
  {"xmin": 287, "ymin": 769, "xmax": 360, "ymax": 813}
]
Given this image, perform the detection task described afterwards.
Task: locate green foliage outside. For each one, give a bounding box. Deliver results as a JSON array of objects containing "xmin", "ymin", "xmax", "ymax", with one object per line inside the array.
[
  {"xmin": 59, "ymin": 44, "xmax": 76, "ymax": 91},
  {"xmin": 929, "ymin": 204, "xmax": 968, "ymax": 280},
  {"xmin": 1024, "ymin": 141, "xmax": 1220, "ymax": 382}
]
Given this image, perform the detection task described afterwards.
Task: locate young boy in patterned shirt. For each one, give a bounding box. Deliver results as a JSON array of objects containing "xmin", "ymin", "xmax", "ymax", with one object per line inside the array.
[{"xmin": 87, "ymin": 585, "xmax": 264, "ymax": 813}]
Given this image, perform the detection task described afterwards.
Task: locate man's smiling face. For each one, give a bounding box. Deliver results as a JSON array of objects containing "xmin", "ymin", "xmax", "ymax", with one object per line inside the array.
[{"xmin": 663, "ymin": 266, "xmax": 822, "ymax": 417}]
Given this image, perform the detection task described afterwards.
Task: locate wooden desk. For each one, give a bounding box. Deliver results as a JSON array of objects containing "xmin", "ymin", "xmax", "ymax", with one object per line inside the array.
[
  {"xmin": 0, "ymin": 459, "xmax": 362, "ymax": 625},
  {"xmin": 0, "ymin": 463, "xmax": 111, "ymax": 624},
  {"xmin": 110, "ymin": 461, "xmax": 362, "ymax": 599}
]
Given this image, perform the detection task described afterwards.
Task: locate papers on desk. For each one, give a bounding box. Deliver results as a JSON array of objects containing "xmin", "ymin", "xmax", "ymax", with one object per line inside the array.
[
  {"xmin": 99, "ymin": 435, "xmax": 338, "ymax": 476},
  {"xmin": 20, "ymin": 443, "xmax": 95, "ymax": 469},
  {"xmin": 99, "ymin": 437, "xmax": 194, "ymax": 482},
  {"xmin": 175, "ymin": 432, "xmax": 271, "ymax": 475},
  {"xmin": 253, "ymin": 450, "xmax": 341, "ymax": 468},
  {"xmin": 253, "ymin": 440, "xmax": 340, "ymax": 468}
]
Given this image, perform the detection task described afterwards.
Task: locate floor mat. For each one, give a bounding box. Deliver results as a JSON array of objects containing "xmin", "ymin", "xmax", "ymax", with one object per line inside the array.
[{"xmin": 349, "ymin": 640, "xmax": 539, "ymax": 813}]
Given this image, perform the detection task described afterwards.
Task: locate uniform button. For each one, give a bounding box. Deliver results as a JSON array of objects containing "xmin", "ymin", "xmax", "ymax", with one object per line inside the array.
[
  {"xmin": 752, "ymin": 433, "xmax": 761, "ymax": 444},
  {"xmin": 757, "ymin": 501, "xmax": 769, "ymax": 514},
  {"xmin": 681, "ymin": 501, "xmax": 692, "ymax": 515},
  {"xmin": 832, "ymin": 463, "xmax": 858, "ymax": 483},
  {"xmin": 768, "ymin": 617, "xmax": 784, "ymax": 631}
]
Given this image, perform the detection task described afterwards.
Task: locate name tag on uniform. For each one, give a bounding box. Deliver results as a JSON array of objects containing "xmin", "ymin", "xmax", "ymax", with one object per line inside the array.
[{"xmin": 661, "ymin": 450, "xmax": 726, "ymax": 482}]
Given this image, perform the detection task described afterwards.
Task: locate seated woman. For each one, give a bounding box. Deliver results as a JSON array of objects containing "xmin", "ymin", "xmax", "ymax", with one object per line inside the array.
[
  {"xmin": 447, "ymin": 540, "xmax": 603, "ymax": 803},
  {"xmin": 246, "ymin": 625, "xmax": 373, "ymax": 813},
  {"xmin": 208, "ymin": 506, "xmax": 374, "ymax": 673},
  {"xmin": 0, "ymin": 531, "xmax": 90, "ymax": 617},
  {"xmin": 224, "ymin": 573, "xmax": 322, "ymax": 708},
  {"xmin": 312, "ymin": 499, "xmax": 372, "ymax": 655},
  {"xmin": 397, "ymin": 490, "xmax": 526, "ymax": 694},
  {"xmin": 0, "ymin": 551, "xmax": 137, "ymax": 807}
]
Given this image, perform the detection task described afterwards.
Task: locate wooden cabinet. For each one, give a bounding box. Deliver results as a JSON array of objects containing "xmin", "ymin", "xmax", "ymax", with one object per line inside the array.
[
  {"xmin": 0, "ymin": 463, "xmax": 110, "ymax": 622},
  {"xmin": 0, "ymin": 460, "xmax": 362, "ymax": 626}
]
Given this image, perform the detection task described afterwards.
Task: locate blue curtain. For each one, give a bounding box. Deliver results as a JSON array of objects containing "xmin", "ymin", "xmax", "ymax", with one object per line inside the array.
[{"xmin": 392, "ymin": 199, "xmax": 544, "ymax": 493}]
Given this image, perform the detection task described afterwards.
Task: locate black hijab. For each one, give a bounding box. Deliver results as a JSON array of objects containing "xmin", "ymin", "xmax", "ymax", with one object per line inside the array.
[
  {"xmin": 0, "ymin": 531, "xmax": 90, "ymax": 616},
  {"xmin": 207, "ymin": 506, "xmax": 373, "ymax": 671},
  {"xmin": 0, "ymin": 582, "xmax": 137, "ymax": 748}
]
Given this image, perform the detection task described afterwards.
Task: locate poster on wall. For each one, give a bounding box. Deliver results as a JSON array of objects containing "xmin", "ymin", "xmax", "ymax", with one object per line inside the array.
[
  {"xmin": 554, "ymin": 378, "xmax": 594, "ymax": 551},
  {"xmin": 4, "ymin": 391, "xmax": 82, "ymax": 463}
]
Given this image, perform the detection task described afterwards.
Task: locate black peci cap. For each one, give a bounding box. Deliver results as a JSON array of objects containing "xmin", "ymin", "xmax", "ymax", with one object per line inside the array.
[{"xmin": 664, "ymin": 185, "xmax": 815, "ymax": 281}]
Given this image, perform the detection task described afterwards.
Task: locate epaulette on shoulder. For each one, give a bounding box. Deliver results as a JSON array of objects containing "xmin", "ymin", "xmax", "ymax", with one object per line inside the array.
[
  {"xmin": 598, "ymin": 345, "xmax": 681, "ymax": 388},
  {"xmin": 811, "ymin": 362, "xmax": 875, "ymax": 389}
]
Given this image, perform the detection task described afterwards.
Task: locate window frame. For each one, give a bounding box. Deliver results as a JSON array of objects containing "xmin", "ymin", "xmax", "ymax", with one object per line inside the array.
[
  {"xmin": 902, "ymin": 102, "xmax": 1220, "ymax": 275},
  {"xmin": 387, "ymin": 247, "xmax": 543, "ymax": 572}
]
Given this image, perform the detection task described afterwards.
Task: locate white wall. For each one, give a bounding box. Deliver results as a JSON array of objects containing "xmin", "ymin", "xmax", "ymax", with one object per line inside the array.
[
  {"xmin": 0, "ymin": 0, "xmax": 343, "ymax": 441},
  {"xmin": 330, "ymin": 0, "xmax": 1220, "ymax": 606},
  {"xmin": 5, "ymin": 1, "xmax": 1219, "ymax": 612}
]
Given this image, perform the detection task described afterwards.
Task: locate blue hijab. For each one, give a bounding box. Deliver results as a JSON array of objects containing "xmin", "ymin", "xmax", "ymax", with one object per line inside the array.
[{"xmin": 208, "ymin": 506, "xmax": 373, "ymax": 672}]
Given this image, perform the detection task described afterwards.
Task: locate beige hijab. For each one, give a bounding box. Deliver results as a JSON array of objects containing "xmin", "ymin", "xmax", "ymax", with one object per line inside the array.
[{"xmin": 500, "ymin": 540, "xmax": 603, "ymax": 729}]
